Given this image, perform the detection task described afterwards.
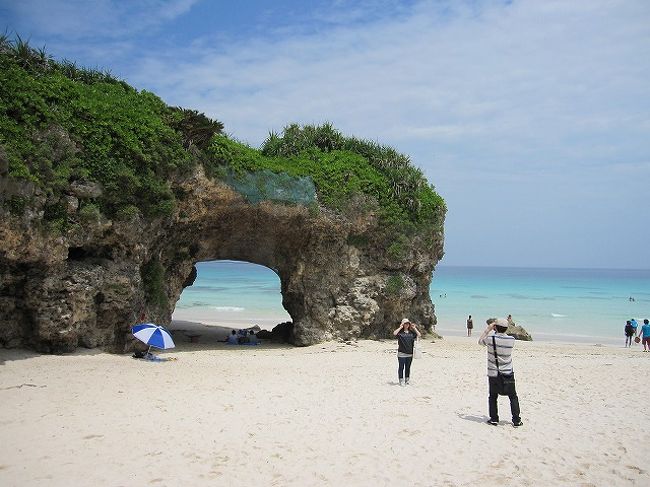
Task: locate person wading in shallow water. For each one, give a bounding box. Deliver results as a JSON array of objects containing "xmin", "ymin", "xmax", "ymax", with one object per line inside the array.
[
  {"xmin": 640, "ymin": 319, "xmax": 650, "ymax": 352},
  {"xmin": 625, "ymin": 320, "xmax": 635, "ymax": 348},
  {"xmin": 393, "ymin": 318, "xmax": 421, "ymax": 386}
]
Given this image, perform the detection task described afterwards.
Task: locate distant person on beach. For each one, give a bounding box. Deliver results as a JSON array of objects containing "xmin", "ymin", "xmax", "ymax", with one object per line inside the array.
[
  {"xmin": 630, "ymin": 319, "xmax": 639, "ymax": 338},
  {"xmin": 237, "ymin": 329, "xmax": 249, "ymax": 344},
  {"xmin": 625, "ymin": 320, "xmax": 635, "ymax": 347},
  {"xmin": 640, "ymin": 319, "xmax": 650, "ymax": 352},
  {"xmin": 248, "ymin": 330, "xmax": 258, "ymax": 345},
  {"xmin": 467, "ymin": 315, "xmax": 474, "ymax": 337},
  {"xmin": 478, "ymin": 318, "xmax": 523, "ymax": 427},
  {"xmin": 507, "ymin": 314, "xmax": 514, "ymax": 327},
  {"xmin": 227, "ymin": 330, "xmax": 239, "ymax": 345},
  {"xmin": 393, "ymin": 318, "xmax": 421, "ymax": 386}
]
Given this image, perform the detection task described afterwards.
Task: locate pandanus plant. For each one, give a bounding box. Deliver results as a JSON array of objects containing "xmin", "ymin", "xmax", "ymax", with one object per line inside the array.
[
  {"xmin": 261, "ymin": 123, "xmax": 433, "ymax": 219},
  {"xmin": 169, "ymin": 107, "xmax": 224, "ymax": 150}
]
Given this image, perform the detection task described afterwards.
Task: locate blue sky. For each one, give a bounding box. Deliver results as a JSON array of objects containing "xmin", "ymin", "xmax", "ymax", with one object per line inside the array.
[{"xmin": 2, "ymin": 0, "xmax": 649, "ymax": 269}]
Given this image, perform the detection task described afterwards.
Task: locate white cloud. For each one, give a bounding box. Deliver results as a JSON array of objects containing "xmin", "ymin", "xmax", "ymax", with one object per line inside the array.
[
  {"xmin": 130, "ymin": 0, "xmax": 649, "ymax": 161},
  {"xmin": 4, "ymin": 0, "xmax": 200, "ymax": 40}
]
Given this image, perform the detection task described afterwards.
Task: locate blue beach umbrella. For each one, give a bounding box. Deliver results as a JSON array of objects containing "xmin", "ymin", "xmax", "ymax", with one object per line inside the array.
[{"xmin": 131, "ymin": 323, "xmax": 175, "ymax": 353}]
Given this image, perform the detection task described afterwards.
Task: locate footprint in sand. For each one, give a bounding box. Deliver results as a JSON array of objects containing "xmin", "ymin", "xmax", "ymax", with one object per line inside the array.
[
  {"xmin": 82, "ymin": 434, "xmax": 104, "ymax": 440},
  {"xmin": 398, "ymin": 428, "xmax": 421, "ymax": 438},
  {"xmin": 213, "ymin": 455, "xmax": 230, "ymax": 466}
]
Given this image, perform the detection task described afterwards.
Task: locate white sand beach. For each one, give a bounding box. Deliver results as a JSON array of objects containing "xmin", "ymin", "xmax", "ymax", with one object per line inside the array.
[{"xmin": 1, "ymin": 325, "xmax": 648, "ymax": 486}]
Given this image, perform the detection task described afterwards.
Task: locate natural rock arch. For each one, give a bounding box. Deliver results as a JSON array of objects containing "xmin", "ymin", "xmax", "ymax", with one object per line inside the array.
[
  {"xmin": 155, "ymin": 169, "xmax": 443, "ymax": 347},
  {"xmin": 0, "ymin": 168, "xmax": 444, "ymax": 353},
  {"xmin": 0, "ymin": 42, "xmax": 446, "ymax": 353}
]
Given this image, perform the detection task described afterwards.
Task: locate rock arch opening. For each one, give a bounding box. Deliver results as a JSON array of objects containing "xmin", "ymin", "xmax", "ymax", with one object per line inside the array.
[{"xmin": 171, "ymin": 260, "xmax": 291, "ymax": 335}]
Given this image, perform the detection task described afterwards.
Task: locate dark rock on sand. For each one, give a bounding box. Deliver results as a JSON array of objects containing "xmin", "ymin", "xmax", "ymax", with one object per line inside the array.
[
  {"xmin": 486, "ymin": 317, "xmax": 533, "ymax": 341},
  {"xmin": 507, "ymin": 323, "xmax": 533, "ymax": 341},
  {"xmin": 256, "ymin": 322, "xmax": 293, "ymax": 342}
]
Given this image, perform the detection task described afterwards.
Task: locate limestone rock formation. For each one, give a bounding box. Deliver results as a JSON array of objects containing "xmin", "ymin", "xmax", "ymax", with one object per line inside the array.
[
  {"xmin": 506, "ymin": 323, "xmax": 533, "ymax": 341},
  {"xmin": 0, "ymin": 40, "xmax": 446, "ymax": 353},
  {"xmin": 0, "ymin": 166, "xmax": 444, "ymax": 352},
  {"xmin": 487, "ymin": 317, "xmax": 533, "ymax": 341}
]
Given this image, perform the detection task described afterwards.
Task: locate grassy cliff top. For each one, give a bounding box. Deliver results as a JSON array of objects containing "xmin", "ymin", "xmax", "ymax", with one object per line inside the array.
[{"xmin": 0, "ymin": 37, "xmax": 445, "ymax": 234}]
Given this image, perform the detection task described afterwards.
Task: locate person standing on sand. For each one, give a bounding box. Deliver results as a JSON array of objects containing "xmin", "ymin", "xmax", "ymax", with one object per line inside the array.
[
  {"xmin": 640, "ymin": 319, "xmax": 650, "ymax": 352},
  {"xmin": 393, "ymin": 318, "xmax": 421, "ymax": 386},
  {"xmin": 625, "ymin": 320, "xmax": 635, "ymax": 348},
  {"xmin": 479, "ymin": 318, "xmax": 523, "ymax": 427},
  {"xmin": 630, "ymin": 318, "xmax": 639, "ymax": 336},
  {"xmin": 467, "ymin": 315, "xmax": 474, "ymax": 337}
]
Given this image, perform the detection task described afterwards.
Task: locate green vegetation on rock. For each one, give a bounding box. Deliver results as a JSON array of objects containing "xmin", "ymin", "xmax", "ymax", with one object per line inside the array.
[
  {"xmin": 0, "ymin": 36, "xmax": 209, "ymax": 225},
  {"xmin": 140, "ymin": 258, "xmax": 168, "ymax": 308},
  {"xmin": 206, "ymin": 123, "xmax": 446, "ymax": 230},
  {"xmin": 386, "ymin": 274, "xmax": 405, "ymax": 295},
  {"xmin": 0, "ymin": 37, "xmax": 445, "ymax": 236}
]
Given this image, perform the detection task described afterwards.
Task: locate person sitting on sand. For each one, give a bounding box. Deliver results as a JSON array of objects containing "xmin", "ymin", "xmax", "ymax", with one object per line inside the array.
[
  {"xmin": 467, "ymin": 315, "xmax": 473, "ymax": 337},
  {"xmin": 625, "ymin": 320, "xmax": 635, "ymax": 348},
  {"xmin": 227, "ymin": 330, "xmax": 239, "ymax": 345},
  {"xmin": 237, "ymin": 329, "xmax": 250, "ymax": 344},
  {"xmin": 393, "ymin": 318, "xmax": 421, "ymax": 386},
  {"xmin": 478, "ymin": 318, "xmax": 523, "ymax": 427},
  {"xmin": 640, "ymin": 319, "xmax": 650, "ymax": 352}
]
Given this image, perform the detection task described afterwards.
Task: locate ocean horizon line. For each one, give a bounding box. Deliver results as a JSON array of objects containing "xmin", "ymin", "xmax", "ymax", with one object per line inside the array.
[
  {"xmin": 435, "ymin": 264, "xmax": 650, "ymax": 272},
  {"xmin": 191, "ymin": 260, "xmax": 650, "ymax": 273}
]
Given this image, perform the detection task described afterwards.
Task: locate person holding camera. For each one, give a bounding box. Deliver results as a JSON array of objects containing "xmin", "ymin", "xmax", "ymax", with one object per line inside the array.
[
  {"xmin": 478, "ymin": 318, "xmax": 523, "ymax": 427},
  {"xmin": 393, "ymin": 318, "xmax": 421, "ymax": 386}
]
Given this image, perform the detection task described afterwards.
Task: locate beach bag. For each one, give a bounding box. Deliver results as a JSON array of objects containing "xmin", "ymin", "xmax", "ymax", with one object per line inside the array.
[
  {"xmin": 413, "ymin": 340, "xmax": 422, "ymax": 359},
  {"xmin": 634, "ymin": 336, "xmax": 641, "ymax": 343},
  {"xmin": 496, "ymin": 373, "xmax": 516, "ymax": 396},
  {"xmin": 492, "ymin": 336, "xmax": 515, "ymax": 396}
]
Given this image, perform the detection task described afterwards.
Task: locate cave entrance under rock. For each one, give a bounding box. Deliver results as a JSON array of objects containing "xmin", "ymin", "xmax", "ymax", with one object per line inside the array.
[{"xmin": 170, "ymin": 260, "xmax": 291, "ymax": 342}]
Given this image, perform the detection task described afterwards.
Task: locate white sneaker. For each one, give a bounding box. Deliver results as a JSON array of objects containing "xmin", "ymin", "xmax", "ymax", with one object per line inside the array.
[
  {"xmin": 405, "ymin": 378, "xmax": 410, "ymax": 385},
  {"xmin": 399, "ymin": 379, "xmax": 405, "ymax": 387}
]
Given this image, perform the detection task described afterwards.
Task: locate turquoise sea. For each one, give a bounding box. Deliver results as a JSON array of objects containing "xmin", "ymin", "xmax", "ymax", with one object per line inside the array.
[
  {"xmin": 431, "ymin": 266, "xmax": 649, "ymax": 345},
  {"xmin": 173, "ymin": 262, "xmax": 650, "ymax": 345}
]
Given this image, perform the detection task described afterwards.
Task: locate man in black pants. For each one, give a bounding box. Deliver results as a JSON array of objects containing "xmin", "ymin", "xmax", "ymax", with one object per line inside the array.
[{"xmin": 478, "ymin": 318, "xmax": 523, "ymax": 427}]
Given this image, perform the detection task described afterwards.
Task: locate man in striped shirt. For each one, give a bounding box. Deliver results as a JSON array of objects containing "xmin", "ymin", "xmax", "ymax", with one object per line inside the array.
[{"xmin": 478, "ymin": 318, "xmax": 523, "ymax": 427}]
